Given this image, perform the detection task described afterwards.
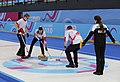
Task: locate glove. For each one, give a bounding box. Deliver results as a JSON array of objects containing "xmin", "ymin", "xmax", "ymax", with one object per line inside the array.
[
  {"xmin": 64, "ymin": 46, "xmax": 66, "ymax": 48},
  {"xmin": 82, "ymin": 41, "xmax": 86, "ymax": 47},
  {"xmin": 18, "ymin": 30, "xmax": 21, "ymax": 33},
  {"xmin": 82, "ymin": 43, "xmax": 85, "ymax": 47},
  {"xmin": 113, "ymin": 40, "xmax": 115, "ymax": 44},
  {"xmin": 27, "ymin": 33, "xmax": 29, "ymax": 38}
]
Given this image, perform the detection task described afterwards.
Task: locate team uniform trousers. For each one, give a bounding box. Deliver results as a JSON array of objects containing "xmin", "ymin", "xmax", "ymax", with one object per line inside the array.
[
  {"xmin": 16, "ymin": 34, "xmax": 26, "ymax": 56},
  {"xmin": 65, "ymin": 43, "xmax": 80, "ymax": 65},
  {"xmin": 28, "ymin": 37, "xmax": 44, "ymax": 57},
  {"xmin": 94, "ymin": 44, "xmax": 105, "ymax": 73}
]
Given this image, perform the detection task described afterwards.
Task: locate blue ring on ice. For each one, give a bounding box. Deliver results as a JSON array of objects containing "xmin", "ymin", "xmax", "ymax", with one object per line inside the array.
[{"xmin": 3, "ymin": 56, "xmax": 108, "ymax": 74}]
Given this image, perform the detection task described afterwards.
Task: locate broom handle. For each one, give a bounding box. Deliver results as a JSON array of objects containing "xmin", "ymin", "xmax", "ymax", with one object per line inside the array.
[
  {"xmin": 40, "ymin": 41, "xmax": 52, "ymax": 59},
  {"xmin": 21, "ymin": 35, "xmax": 28, "ymax": 52}
]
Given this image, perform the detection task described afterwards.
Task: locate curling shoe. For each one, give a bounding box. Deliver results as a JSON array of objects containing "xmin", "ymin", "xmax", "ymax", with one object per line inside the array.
[
  {"xmin": 66, "ymin": 64, "xmax": 74, "ymax": 68},
  {"xmin": 93, "ymin": 72, "xmax": 103, "ymax": 75},
  {"xmin": 74, "ymin": 64, "xmax": 78, "ymax": 68},
  {"xmin": 21, "ymin": 56, "xmax": 29, "ymax": 59}
]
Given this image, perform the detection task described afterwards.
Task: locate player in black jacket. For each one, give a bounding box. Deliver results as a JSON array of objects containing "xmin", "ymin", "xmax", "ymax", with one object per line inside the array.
[{"xmin": 82, "ymin": 16, "xmax": 115, "ymax": 75}]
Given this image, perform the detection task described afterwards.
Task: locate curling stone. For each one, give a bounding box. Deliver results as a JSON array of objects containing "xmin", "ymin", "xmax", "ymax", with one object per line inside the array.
[{"xmin": 38, "ymin": 54, "xmax": 48, "ymax": 61}]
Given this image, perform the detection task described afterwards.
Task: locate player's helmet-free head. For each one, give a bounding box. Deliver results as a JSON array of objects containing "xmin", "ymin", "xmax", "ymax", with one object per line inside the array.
[
  {"xmin": 67, "ymin": 26, "xmax": 73, "ymax": 30},
  {"xmin": 94, "ymin": 15, "xmax": 101, "ymax": 21},
  {"xmin": 39, "ymin": 26, "xmax": 43, "ymax": 30}
]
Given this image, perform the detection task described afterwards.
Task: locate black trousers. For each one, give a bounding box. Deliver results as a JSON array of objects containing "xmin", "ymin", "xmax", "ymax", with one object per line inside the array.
[
  {"xmin": 16, "ymin": 34, "xmax": 26, "ymax": 56},
  {"xmin": 65, "ymin": 43, "xmax": 80, "ymax": 65},
  {"xmin": 28, "ymin": 37, "xmax": 44, "ymax": 57},
  {"xmin": 94, "ymin": 45, "xmax": 105, "ymax": 73}
]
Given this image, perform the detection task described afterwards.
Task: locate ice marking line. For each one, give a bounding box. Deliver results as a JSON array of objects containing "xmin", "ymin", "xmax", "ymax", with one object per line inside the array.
[{"xmin": 0, "ymin": 44, "xmax": 18, "ymax": 47}]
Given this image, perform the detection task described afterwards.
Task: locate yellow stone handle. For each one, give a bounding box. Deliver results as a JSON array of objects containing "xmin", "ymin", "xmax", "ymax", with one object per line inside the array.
[{"xmin": 80, "ymin": 41, "xmax": 83, "ymax": 49}]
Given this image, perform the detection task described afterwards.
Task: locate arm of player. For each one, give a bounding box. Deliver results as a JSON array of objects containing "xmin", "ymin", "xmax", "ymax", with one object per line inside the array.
[
  {"xmin": 14, "ymin": 22, "xmax": 19, "ymax": 30},
  {"xmin": 64, "ymin": 31, "xmax": 69, "ymax": 49},
  {"xmin": 82, "ymin": 31, "xmax": 94, "ymax": 45},
  {"xmin": 106, "ymin": 30, "xmax": 115, "ymax": 43},
  {"xmin": 14, "ymin": 22, "xmax": 25, "ymax": 34}
]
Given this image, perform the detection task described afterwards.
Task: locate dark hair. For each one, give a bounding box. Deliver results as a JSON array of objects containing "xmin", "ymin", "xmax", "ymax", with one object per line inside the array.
[
  {"xmin": 39, "ymin": 26, "xmax": 43, "ymax": 30},
  {"xmin": 67, "ymin": 26, "xmax": 73, "ymax": 30},
  {"xmin": 38, "ymin": 26, "xmax": 43, "ymax": 34},
  {"xmin": 94, "ymin": 15, "xmax": 104, "ymax": 32},
  {"xmin": 24, "ymin": 13, "xmax": 30, "ymax": 18}
]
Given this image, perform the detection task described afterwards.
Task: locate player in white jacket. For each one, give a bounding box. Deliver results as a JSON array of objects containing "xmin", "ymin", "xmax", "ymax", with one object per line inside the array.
[
  {"xmin": 25, "ymin": 26, "xmax": 48, "ymax": 58},
  {"xmin": 64, "ymin": 26, "xmax": 83, "ymax": 68},
  {"xmin": 14, "ymin": 13, "xmax": 30, "ymax": 59}
]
